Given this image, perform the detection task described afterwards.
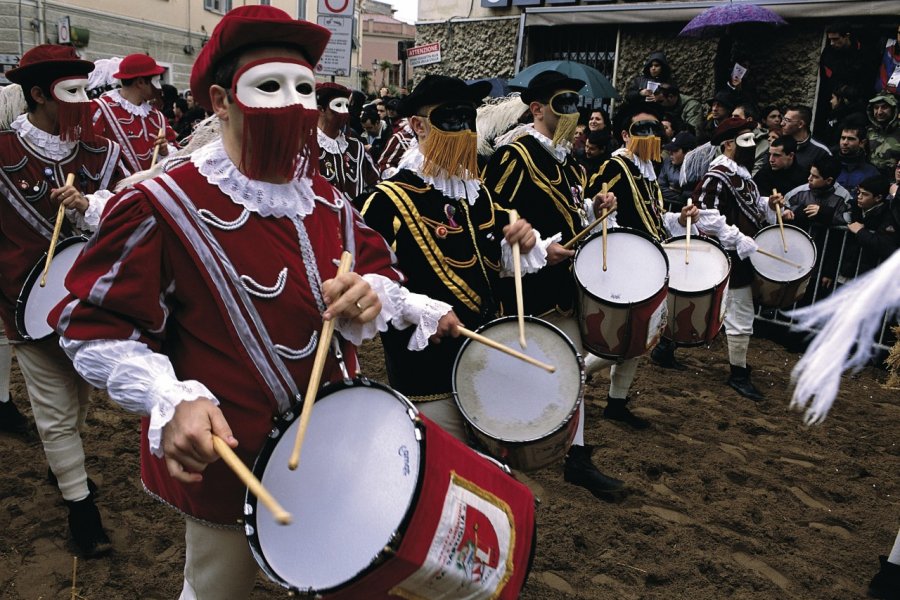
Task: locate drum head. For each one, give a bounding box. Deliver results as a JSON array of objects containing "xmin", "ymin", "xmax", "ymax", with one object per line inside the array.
[
  {"xmin": 749, "ymin": 225, "xmax": 816, "ymax": 281},
  {"xmin": 453, "ymin": 317, "xmax": 583, "ymax": 443},
  {"xmin": 249, "ymin": 381, "xmax": 421, "ymax": 592},
  {"xmin": 574, "ymin": 229, "xmax": 668, "ymax": 304},
  {"xmin": 18, "ymin": 237, "xmax": 87, "ymax": 340},
  {"xmin": 664, "ymin": 236, "xmax": 730, "ymax": 293}
]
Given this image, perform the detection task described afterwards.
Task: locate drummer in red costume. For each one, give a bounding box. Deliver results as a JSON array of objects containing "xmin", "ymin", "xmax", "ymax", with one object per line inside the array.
[
  {"xmin": 53, "ymin": 7, "xmax": 462, "ymax": 597},
  {"xmin": 91, "ymin": 53, "xmax": 177, "ymax": 172},
  {"xmin": 0, "ymin": 44, "xmax": 128, "ymax": 557},
  {"xmin": 316, "ymin": 82, "xmax": 379, "ymax": 200}
]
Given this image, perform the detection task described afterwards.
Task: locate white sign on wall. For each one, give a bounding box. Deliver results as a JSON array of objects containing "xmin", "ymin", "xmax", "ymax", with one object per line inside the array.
[
  {"xmin": 316, "ymin": 15, "xmax": 353, "ymax": 77},
  {"xmin": 407, "ymin": 43, "xmax": 441, "ymax": 68},
  {"xmin": 318, "ymin": 0, "xmax": 355, "ymax": 18}
]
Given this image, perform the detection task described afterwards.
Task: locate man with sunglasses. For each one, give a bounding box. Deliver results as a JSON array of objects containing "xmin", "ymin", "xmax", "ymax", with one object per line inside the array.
[
  {"xmin": 484, "ymin": 71, "xmax": 627, "ymax": 500},
  {"xmin": 91, "ymin": 53, "xmax": 177, "ymax": 172},
  {"xmin": 695, "ymin": 117, "xmax": 783, "ymax": 401},
  {"xmin": 1, "ymin": 44, "xmax": 129, "ymax": 557},
  {"xmin": 359, "ymin": 74, "xmax": 542, "ymax": 440},
  {"xmin": 315, "ymin": 82, "xmax": 378, "ymax": 200}
]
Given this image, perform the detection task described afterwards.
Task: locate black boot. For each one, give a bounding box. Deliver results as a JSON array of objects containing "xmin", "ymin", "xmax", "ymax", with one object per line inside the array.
[
  {"xmin": 868, "ymin": 555, "xmax": 900, "ymax": 599},
  {"xmin": 650, "ymin": 339, "xmax": 686, "ymax": 371},
  {"xmin": 48, "ymin": 467, "xmax": 98, "ymax": 496},
  {"xmin": 0, "ymin": 395, "xmax": 31, "ymax": 435},
  {"xmin": 66, "ymin": 493, "xmax": 112, "ymax": 558},
  {"xmin": 603, "ymin": 396, "xmax": 650, "ymax": 429},
  {"xmin": 727, "ymin": 365, "xmax": 764, "ymax": 400},
  {"xmin": 563, "ymin": 445, "xmax": 625, "ymax": 500}
]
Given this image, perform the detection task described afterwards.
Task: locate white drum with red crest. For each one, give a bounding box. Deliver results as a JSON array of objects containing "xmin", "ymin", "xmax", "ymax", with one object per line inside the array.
[
  {"xmin": 573, "ymin": 228, "xmax": 669, "ymax": 359},
  {"xmin": 246, "ymin": 378, "xmax": 536, "ymax": 599},
  {"xmin": 749, "ymin": 224, "xmax": 817, "ymax": 308},
  {"xmin": 662, "ymin": 235, "xmax": 731, "ymax": 346},
  {"xmin": 452, "ymin": 316, "xmax": 584, "ymax": 472}
]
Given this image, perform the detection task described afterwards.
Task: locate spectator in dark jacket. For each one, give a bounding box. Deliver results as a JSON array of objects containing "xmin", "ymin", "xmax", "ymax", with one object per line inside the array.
[
  {"xmin": 625, "ymin": 51, "xmax": 673, "ymax": 103},
  {"xmin": 782, "ymin": 104, "xmax": 831, "ymax": 172},
  {"xmin": 783, "ymin": 155, "xmax": 851, "ymax": 228},
  {"xmin": 842, "ymin": 174, "xmax": 900, "ymax": 277},
  {"xmin": 659, "ymin": 131, "xmax": 697, "ymax": 209},
  {"xmin": 816, "ymin": 22, "xmax": 878, "ymax": 134},
  {"xmin": 580, "ymin": 129, "xmax": 612, "ymax": 174},
  {"xmin": 753, "ymin": 136, "xmax": 809, "ymax": 197},
  {"xmin": 820, "ymin": 84, "xmax": 867, "ymax": 149},
  {"xmin": 833, "ymin": 123, "xmax": 880, "ymax": 204},
  {"xmin": 360, "ymin": 107, "xmax": 391, "ymax": 162}
]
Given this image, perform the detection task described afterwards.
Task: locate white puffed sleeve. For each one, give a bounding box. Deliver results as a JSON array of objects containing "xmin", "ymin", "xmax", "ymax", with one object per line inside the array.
[
  {"xmin": 695, "ymin": 209, "xmax": 759, "ymax": 259},
  {"xmin": 500, "ymin": 228, "xmax": 555, "ymax": 276}
]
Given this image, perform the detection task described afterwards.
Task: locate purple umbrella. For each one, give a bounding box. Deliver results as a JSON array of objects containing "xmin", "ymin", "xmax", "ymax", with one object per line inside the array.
[{"xmin": 679, "ymin": 1, "xmax": 787, "ymax": 38}]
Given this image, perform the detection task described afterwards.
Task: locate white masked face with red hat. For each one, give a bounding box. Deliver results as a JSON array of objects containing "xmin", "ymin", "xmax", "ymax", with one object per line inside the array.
[{"xmin": 50, "ymin": 75, "xmax": 94, "ymax": 142}]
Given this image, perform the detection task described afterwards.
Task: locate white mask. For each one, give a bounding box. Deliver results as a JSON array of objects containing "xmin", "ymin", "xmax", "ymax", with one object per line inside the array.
[
  {"xmin": 328, "ymin": 97, "xmax": 349, "ymax": 114},
  {"xmin": 150, "ymin": 75, "xmax": 162, "ymax": 90},
  {"xmin": 51, "ymin": 76, "xmax": 89, "ymax": 104},
  {"xmin": 736, "ymin": 132, "xmax": 756, "ymax": 148},
  {"xmin": 233, "ymin": 59, "xmax": 316, "ymax": 110}
]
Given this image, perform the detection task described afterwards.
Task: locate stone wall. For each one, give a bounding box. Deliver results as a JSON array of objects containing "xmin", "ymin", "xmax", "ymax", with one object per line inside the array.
[{"xmin": 415, "ymin": 18, "xmax": 519, "ymax": 83}]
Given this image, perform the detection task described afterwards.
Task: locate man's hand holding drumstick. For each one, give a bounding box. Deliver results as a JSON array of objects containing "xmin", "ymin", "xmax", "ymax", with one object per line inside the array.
[{"xmin": 50, "ymin": 177, "xmax": 89, "ymax": 214}]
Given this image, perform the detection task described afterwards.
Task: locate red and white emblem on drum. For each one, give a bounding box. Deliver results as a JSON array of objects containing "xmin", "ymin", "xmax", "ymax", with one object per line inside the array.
[{"xmin": 391, "ymin": 473, "xmax": 515, "ymax": 599}]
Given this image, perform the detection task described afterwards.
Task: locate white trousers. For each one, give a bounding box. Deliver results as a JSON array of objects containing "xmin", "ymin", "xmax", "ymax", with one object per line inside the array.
[
  {"xmin": 179, "ymin": 519, "xmax": 258, "ymax": 600},
  {"xmin": 14, "ymin": 337, "xmax": 92, "ymax": 501},
  {"xmin": 723, "ymin": 285, "xmax": 755, "ymax": 336}
]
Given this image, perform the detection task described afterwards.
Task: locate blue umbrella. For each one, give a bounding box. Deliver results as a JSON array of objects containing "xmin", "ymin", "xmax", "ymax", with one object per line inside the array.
[
  {"xmin": 467, "ymin": 77, "xmax": 510, "ymax": 98},
  {"xmin": 507, "ymin": 60, "xmax": 618, "ymax": 100},
  {"xmin": 679, "ymin": 2, "xmax": 787, "ymax": 38}
]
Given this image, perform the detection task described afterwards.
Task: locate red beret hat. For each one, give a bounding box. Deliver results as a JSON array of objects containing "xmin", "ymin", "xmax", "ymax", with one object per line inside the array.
[
  {"xmin": 190, "ymin": 6, "xmax": 331, "ymax": 112},
  {"xmin": 6, "ymin": 44, "xmax": 94, "ymax": 85},
  {"xmin": 316, "ymin": 82, "xmax": 351, "ymax": 106},
  {"xmin": 113, "ymin": 54, "xmax": 165, "ymax": 80},
  {"xmin": 711, "ymin": 117, "xmax": 752, "ymax": 146}
]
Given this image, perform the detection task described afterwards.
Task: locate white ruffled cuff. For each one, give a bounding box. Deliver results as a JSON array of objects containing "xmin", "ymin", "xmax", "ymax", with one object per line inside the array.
[
  {"xmin": 333, "ymin": 273, "xmax": 399, "ymax": 346},
  {"xmin": 663, "ymin": 212, "xmax": 697, "ymax": 237},
  {"xmin": 500, "ymin": 228, "xmax": 553, "ymax": 277},
  {"xmin": 60, "ymin": 337, "xmax": 217, "ymax": 457},
  {"xmin": 68, "ymin": 190, "xmax": 113, "ymax": 232},
  {"xmin": 394, "ymin": 290, "xmax": 454, "ymax": 351}
]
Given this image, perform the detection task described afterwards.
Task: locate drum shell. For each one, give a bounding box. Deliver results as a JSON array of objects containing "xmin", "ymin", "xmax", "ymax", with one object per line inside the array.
[
  {"xmin": 15, "ymin": 236, "xmax": 88, "ymax": 341},
  {"xmin": 662, "ymin": 235, "xmax": 731, "ymax": 347},
  {"xmin": 574, "ymin": 228, "xmax": 669, "ymax": 360},
  {"xmin": 453, "ymin": 316, "xmax": 584, "ymax": 472},
  {"xmin": 749, "ymin": 224, "xmax": 817, "ymax": 308},
  {"xmin": 246, "ymin": 377, "xmax": 536, "ymax": 600}
]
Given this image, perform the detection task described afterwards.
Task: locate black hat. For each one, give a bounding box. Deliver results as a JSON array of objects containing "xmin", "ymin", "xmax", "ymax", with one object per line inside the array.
[
  {"xmin": 398, "ymin": 75, "xmax": 492, "ymax": 117},
  {"xmin": 520, "ymin": 70, "xmax": 585, "ymax": 104},
  {"xmin": 613, "ymin": 101, "xmax": 665, "ymax": 135},
  {"xmin": 663, "ymin": 131, "xmax": 697, "ymax": 152},
  {"xmin": 708, "ymin": 89, "xmax": 740, "ymax": 110}
]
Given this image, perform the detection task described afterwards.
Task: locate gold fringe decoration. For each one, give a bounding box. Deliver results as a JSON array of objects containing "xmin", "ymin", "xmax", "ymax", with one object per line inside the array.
[
  {"xmin": 626, "ymin": 135, "xmax": 662, "ymax": 163},
  {"xmin": 420, "ymin": 127, "xmax": 479, "ymax": 179},
  {"xmin": 551, "ymin": 111, "xmax": 580, "ymax": 147},
  {"xmin": 885, "ymin": 325, "xmax": 900, "ymax": 389}
]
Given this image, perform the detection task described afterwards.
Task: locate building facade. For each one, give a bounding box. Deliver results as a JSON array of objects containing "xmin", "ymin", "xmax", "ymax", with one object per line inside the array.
[{"xmin": 361, "ymin": 0, "xmax": 415, "ymax": 94}]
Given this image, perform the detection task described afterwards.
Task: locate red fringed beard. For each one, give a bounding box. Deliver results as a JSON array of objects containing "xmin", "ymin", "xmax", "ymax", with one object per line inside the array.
[
  {"xmin": 56, "ymin": 101, "xmax": 94, "ymax": 143},
  {"xmin": 237, "ymin": 104, "xmax": 320, "ymax": 181},
  {"xmin": 333, "ymin": 112, "xmax": 350, "ymax": 131}
]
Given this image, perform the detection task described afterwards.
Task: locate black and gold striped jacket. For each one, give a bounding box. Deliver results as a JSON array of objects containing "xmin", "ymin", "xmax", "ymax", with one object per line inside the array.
[
  {"xmin": 585, "ymin": 154, "xmax": 667, "ymax": 242},
  {"xmin": 359, "ymin": 169, "xmax": 507, "ymax": 398},
  {"xmin": 483, "ymin": 134, "xmax": 586, "ymax": 316}
]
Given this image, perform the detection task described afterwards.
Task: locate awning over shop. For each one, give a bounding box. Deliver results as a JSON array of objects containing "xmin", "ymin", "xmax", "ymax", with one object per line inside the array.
[{"xmin": 524, "ymin": 0, "xmax": 900, "ymax": 27}]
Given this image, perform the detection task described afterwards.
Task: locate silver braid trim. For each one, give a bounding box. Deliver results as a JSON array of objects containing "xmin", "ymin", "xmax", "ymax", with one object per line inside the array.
[
  {"xmin": 197, "ymin": 208, "xmax": 250, "ymax": 231},
  {"xmin": 240, "ymin": 267, "xmax": 288, "ymax": 299}
]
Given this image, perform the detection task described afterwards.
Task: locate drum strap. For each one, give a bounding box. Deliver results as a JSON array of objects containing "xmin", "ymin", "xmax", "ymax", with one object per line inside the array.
[
  {"xmin": 609, "ymin": 156, "xmax": 666, "ymax": 241},
  {"xmin": 377, "ymin": 181, "xmax": 485, "ymax": 314},
  {"xmin": 141, "ymin": 175, "xmax": 303, "ymax": 413},
  {"xmin": 703, "ymin": 168, "xmax": 765, "ymax": 230}
]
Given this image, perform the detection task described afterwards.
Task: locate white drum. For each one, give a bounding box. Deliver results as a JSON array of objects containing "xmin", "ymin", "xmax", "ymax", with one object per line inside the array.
[
  {"xmin": 16, "ymin": 236, "xmax": 87, "ymax": 340},
  {"xmin": 749, "ymin": 224, "xmax": 817, "ymax": 308},
  {"xmin": 573, "ymin": 228, "xmax": 669, "ymax": 359},
  {"xmin": 662, "ymin": 235, "xmax": 731, "ymax": 346},
  {"xmin": 453, "ymin": 316, "xmax": 584, "ymax": 471}
]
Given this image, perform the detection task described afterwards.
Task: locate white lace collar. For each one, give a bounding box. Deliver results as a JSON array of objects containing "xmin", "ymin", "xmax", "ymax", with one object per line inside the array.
[
  {"xmin": 525, "ymin": 125, "xmax": 570, "ymax": 163},
  {"xmin": 612, "ymin": 147, "xmax": 657, "ymax": 181},
  {"xmin": 396, "ymin": 145, "xmax": 481, "ymax": 205},
  {"xmin": 106, "ymin": 89, "xmax": 152, "ymax": 117},
  {"xmin": 317, "ymin": 128, "xmax": 349, "ymax": 154},
  {"xmin": 191, "ymin": 138, "xmax": 317, "ymax": 219},
  {"xmin": 711, "ymin": 154, "xmax": 752, "ymax": 181},
  {"xmin": 11, "ymin": 114, "xmax": 77, "ymax": 161}
]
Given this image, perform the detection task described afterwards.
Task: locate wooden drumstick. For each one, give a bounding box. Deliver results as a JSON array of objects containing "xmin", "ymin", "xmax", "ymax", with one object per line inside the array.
[
  {"xmin": 561, "ymin": 210, "xmax": 612, "ymax": 250},
  {"xmin": 457, "ymin": 326, "xmax": 555, "ymax": 373},
  {"xmin": 756, "ymin": 248, "xmax": 804, "ymax": 269},
  {"xmin": 212, "ymin": 435, "xmax": 292, "ymax": 525},
  {"xmin": 600, "ymin": 183, "xmax": 609, "ymax": 272},
  {"xmin": 509, "ymin": 209, "xmax": 526, "ymax": 349},
  {"xmin": 773, "ymin": 188, "xmax": 788, "ymax": 253},
  {"xmin": 289, "ymin": 251, "xmax": 353, "ymax": 471},
  {"xmin": 150, "ymin": 125, "xmax": 166, "ymax": 168},
  {"xmin": 685, "ymin": 197, "xmax": 693, "ymax": 265},
  {"xmin": 40, "ymin": 173, "xmax": 75, "ymax": 288}
]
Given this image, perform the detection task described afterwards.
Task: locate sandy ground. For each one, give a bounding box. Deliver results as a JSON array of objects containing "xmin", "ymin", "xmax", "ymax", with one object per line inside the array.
[{"xmin": 1, "ymin": 328, "xmax": 898, "ymax": 599}]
